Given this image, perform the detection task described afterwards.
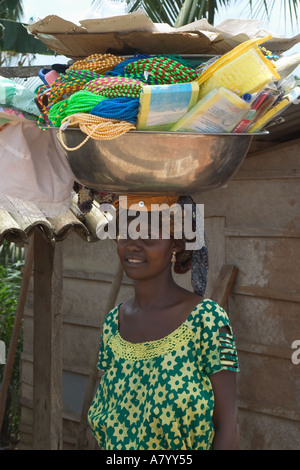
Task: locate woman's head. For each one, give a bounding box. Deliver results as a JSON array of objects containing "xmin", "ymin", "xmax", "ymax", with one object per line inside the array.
[
  {"xmin": 117, "ymin": 226, "xmax": 180, "ymax": 282},
  {"xmin": 115, "ymin": 198, "xmax": 181, "ymax": 282},
  {"xmin": 114, "ymin": 195, "xmax": 207, "ymax": 288}
]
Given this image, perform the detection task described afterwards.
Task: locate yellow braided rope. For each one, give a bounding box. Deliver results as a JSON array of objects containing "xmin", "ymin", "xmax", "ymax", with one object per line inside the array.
[
  {"xmin": 59, "ymin": 113, "xmax": 136, "ymax": 151},
  {"xmin": 68, "ymin": 53, "xmax": 124, "ymax": 75}
]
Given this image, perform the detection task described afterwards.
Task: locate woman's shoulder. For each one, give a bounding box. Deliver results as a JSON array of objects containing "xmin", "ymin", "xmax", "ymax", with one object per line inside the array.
[
  {"xmin": 178, "ymin": 290, "xmax": 224, "ymax": 316},
  {"xmin": 101, "ymin": 304, "xmax": 119, "ymax": 337},
  {"xmin": 200, "ymin": 298, "xmax": 226, "ymax": 312},
  {"xmin": 196, "ymin": 298, "xmax": 232, "ymax": 332},
  {"xmin": 186, "ymin": 298, "xmax": 230, "ymax": 330}
]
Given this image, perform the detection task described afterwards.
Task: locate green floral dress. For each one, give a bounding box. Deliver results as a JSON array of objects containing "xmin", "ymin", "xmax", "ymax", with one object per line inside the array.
[{"xmin": 88, "ymin": 299, "xmax": 239, "ymax": 450}]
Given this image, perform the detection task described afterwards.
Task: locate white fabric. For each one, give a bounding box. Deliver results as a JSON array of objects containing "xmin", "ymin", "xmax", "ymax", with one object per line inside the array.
[{"xmin": 0, "ymin": 122, "xmax": 75, "ymax": 217}]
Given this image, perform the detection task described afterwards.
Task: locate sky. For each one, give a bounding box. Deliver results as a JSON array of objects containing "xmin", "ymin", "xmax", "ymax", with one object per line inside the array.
[{"xmin": 19, "ymin": 0, "xmax": 300, "ymax": 65}]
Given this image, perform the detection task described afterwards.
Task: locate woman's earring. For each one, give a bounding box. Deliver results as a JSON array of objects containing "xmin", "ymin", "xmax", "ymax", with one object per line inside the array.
[{"xmin": 171, "ymin": 251, "xmax": 177, "ymax": 263}]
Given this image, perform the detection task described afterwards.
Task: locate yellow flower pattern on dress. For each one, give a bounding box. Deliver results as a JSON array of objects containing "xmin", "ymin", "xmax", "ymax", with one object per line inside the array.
[{"xmin": 88, "ymin": 299, "xmax": 239, "ymax": 450}]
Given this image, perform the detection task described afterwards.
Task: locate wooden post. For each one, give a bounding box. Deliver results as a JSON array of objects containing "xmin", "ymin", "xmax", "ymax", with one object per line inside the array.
[
  {"xmin": 0, "ymin": 237, "xmax": 34, "ymax": 432},
  {"xmin": 33, "ymin": 228, "xmax": 63, "ymax": 450},
  {"xmin": 211, "ymin": 265, "xmax": 239, "ymax": 309}
]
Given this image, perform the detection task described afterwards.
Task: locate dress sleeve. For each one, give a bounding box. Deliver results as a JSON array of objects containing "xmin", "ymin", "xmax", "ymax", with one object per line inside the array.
[
  {"xmin": 96, "ymin": 331, "xmax": 108, "ymax": 371},
  {"xmin": 96, "ymin": 306, "xmax": 118, "ymax": 371},
  {"xmin": 200, "ymin": 299, "xmax": 239, "ymax": 376}
]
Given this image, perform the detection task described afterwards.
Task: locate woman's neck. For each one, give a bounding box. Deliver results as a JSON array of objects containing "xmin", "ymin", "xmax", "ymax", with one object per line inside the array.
[{"xmin": 132, "ymin": 272, "xmax": 179, "ymax": 309}]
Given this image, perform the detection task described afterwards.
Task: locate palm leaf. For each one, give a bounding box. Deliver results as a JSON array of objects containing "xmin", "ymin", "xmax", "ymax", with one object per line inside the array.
[
  {"xmin": 247, "ymin": 0, "xmax": 299, "ymax": 26},
  {"xmin": 128, "ymin": 0, "xmax": 225, "ymax": 25},
  {"xmin": 0, "ymin": 0, "xmax": 23, "ymax": 21},
  {"xmin": 128, "ymin": 0, "xmax": 180, "ymax": 23},
  {"xmin": 91, "ymin": 0, "xmax": 300, "ymax": 27}
]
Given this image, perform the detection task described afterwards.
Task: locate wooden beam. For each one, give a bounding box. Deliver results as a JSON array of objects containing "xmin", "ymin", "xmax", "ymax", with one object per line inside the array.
[
  {"xmin": 0, "ymin": 66, "xmax": 49, "ymax": 79},
  {"xmin": 211, "ymin": 265, "xmax": 238, "ymax": 309},
  {"xmin": 224, "ymin": 226, "xmax": 300, "ymax": 239},
  {"xmin": 33, "ymin": 228, "xmax": 63, "ymax": 450},
  {"xmin": 238, "ymin": 398, "xmax": 300, "ymax": 422},
  {"xmin": 234, "ymin": 285, "xmax": 300, "ymax": 303}
]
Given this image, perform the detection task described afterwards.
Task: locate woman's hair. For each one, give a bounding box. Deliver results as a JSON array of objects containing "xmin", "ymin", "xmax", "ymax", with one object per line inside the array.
[
  {"xmin": 168, "ymin": 196, "xmax": 209, "ymax": 297},
  {"xmin": 169, "ymin": 209, "xmax": 194, "ymax": 274}
]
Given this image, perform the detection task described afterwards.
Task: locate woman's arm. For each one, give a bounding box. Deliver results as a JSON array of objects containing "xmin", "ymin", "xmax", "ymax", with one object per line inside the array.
[{"xmin": 210, "ymin": 369, "xmax": 240, "ymax": 450}]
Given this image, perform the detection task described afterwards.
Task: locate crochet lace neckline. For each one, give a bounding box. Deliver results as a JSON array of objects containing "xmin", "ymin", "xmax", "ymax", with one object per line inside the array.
[{"xmin": 116, "ymin": 299, "xmax": 205, "ymax": 346}]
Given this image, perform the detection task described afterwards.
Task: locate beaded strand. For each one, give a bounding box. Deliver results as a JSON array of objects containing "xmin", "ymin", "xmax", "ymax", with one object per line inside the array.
[
  {"xmin": 37, "ymin": 55, "xmax": 199, "ymax": 130},
  {"xmin": 48, "ymin": 90, "xmax": 108, "ymax": 127},
  {"xmin": 124, "ymin": 57, "xmax": 199, "ymax": 85},
  {"xmin": 59, "ymin": 113, "xmax": 136, "ymax": 150},
  {"xmin": 84, "ymin": 76, "xmax": 144, "ymax": 98},
  {"xmin": 47, "ymin": 70, "xmax": 100, "ymax": 106},
  {"xmin": 106, "ymin": 53, "xmax": 151, "ymax": 76},
  {"xmin": 90, "ymin": 97, "xmax": 140, "ymax": 124},
  {"xmin": 68, "ymin": 54, "xmax": 125, "ymax": 75},
  {"xmin": 36, "ymin": 70, "xmax": 101, "ymax": 128}
]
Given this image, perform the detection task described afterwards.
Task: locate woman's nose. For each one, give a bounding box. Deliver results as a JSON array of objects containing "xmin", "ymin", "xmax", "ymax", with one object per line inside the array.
[{"xmin": 126, "ymin": 237, "xmax": 143, "ymax": 250}]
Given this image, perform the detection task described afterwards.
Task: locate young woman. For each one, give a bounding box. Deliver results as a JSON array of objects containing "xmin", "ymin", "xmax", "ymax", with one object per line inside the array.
[{"xmin": 88, "ymin": 195, "xmax": 239, "ymax": 450}]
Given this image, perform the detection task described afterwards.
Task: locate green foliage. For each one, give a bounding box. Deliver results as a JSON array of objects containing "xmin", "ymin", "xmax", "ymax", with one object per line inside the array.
[
  {"xmin": 0, "ymin": 241, "xmax": 24, "ymax": 448},
  {"xmin": 247, "ymin": 0, "xmax": 299, "ymax": 27},
  {"xmin": 128, "ymin": 0, "xmax": 183, "ymax": 24},
  {"xmin": 92, "ymin": 0, "xmax": 300, "ymax": 26},
  {"xmin": 0, "ymin": 0, "xmax": 23, "ymax": 21}
]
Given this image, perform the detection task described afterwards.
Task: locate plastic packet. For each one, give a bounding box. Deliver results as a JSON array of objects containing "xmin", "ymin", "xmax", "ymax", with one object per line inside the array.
[
  {"xmin": 171, "ymin": 87, "xmax": 250, "ymax": 133},
  {"xmin": 197, "ymin": 36, "xmax": 281, "ymax": 99}
]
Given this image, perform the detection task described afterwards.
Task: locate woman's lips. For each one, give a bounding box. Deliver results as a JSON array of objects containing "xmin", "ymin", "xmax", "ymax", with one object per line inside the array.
[{"xmin": 125, "ymin": 258, "xmax": 147, "ymax": 265}]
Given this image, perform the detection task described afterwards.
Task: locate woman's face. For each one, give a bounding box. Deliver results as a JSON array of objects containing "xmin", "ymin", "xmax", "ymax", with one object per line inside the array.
[{"xmin": 117, "ymin": 215, "xmax": 175, "ymax": 281}]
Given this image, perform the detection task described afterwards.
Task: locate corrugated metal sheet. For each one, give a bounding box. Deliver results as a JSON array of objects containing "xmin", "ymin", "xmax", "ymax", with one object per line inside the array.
[{"xmin": 0, "ymin": 194, "xmax": 106, "ymax": 245}]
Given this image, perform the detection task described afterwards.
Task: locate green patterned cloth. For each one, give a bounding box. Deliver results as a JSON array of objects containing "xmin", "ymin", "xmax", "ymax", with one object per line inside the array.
[{"xmin": 88, "ymin": 299, "xmax": 239, "ymax": 450}]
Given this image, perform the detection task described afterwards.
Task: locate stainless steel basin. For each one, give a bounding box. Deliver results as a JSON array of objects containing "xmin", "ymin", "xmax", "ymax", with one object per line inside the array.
[{"xmin": 57, "ymin": 129, "xmax": 258, "ymax": 194}]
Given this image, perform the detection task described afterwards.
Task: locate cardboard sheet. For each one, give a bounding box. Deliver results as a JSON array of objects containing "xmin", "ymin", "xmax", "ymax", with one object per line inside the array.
[{"xmin": 25, "ymin": 12, "xmax": 300, "ymax": 59}]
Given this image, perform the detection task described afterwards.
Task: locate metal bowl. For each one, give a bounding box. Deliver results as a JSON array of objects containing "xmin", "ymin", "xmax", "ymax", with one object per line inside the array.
[{"xmin": 57, "ymin": 129, "xmax": 258, "ymax": 195}]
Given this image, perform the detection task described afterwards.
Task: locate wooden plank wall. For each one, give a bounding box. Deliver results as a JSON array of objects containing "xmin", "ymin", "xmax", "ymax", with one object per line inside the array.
[
  {"xmin": 195, "ymin": 137, "xmax": 300, "ymax": 450},
  {"xmin": 19, "ymin": 138, "xmax": 300, "ymax": 450}
]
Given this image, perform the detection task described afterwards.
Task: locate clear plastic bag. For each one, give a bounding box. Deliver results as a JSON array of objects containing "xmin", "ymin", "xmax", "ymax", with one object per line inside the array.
[{"xmin": 0, "ymin": 76, "xmax": 40, "ymax": 117}]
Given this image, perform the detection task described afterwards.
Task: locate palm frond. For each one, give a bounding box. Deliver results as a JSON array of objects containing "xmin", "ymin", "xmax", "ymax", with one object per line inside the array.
[
  {"xmin": 246, "ymin": 0, "xmax": 298, "ymax": 27},
  {"xmin": 128, "ymin": 0, "xmax": 234, "ymax": 26},
  {"xmin": 91, "ymin": 0, "xmax": 299, "ymax": 28},
  {"xmin": 91, "ymin": 0, "xmax": 228, "ymax": 25},
  {"xmin": 0, "ymin": 0, "xmax": 23, "ymax": 21},
  {"xmin": 128, "ymin": 0, "xmax": 183, "ymax": 24}
]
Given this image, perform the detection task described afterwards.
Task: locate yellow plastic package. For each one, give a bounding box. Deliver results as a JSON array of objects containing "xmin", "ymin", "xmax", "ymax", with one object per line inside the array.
[
  {"xmin": 171, "ymin": 87, "xmax": 250, "ymax": 133},
  {"xmin": 197, "ymin": 35, "xmax": 281, "ymax": 99},
  {"xmin": 136, "ymin": 82, "xmax": 199, "ymax": 131}
]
